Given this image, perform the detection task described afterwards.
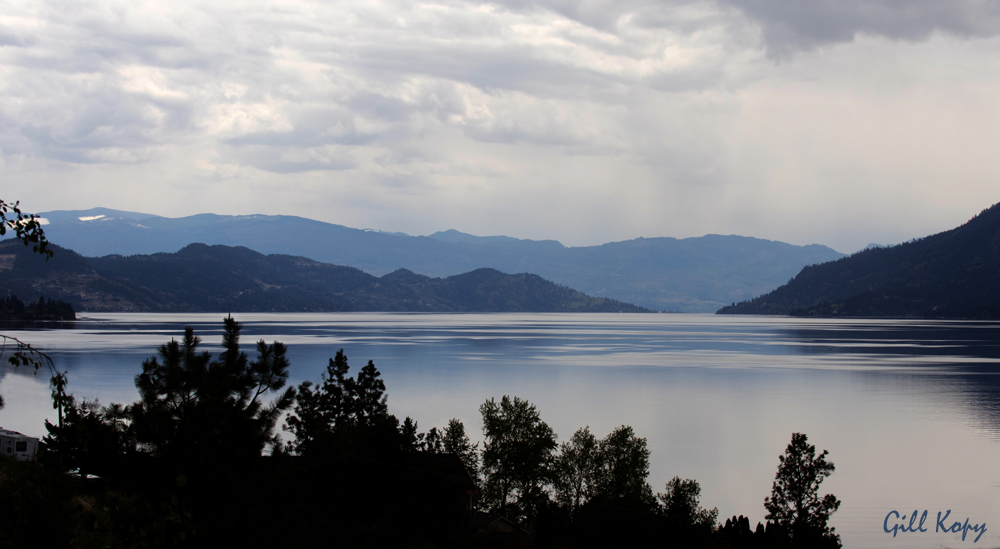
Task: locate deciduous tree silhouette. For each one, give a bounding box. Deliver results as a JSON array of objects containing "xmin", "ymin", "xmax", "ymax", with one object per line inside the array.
[
  {"xmin": 554, "ymin": 426, "xmax": 600, "ymax": 512},
  {"xmin": 553, "ymin": 425, "xmax": 654, "ymax": 513},
  {"xmin": 594, "ymin": 424, "xmax": 654, "ymax": 504},
  {"xmin": 659, "ymin": 476, "xmax": 718, "ymax": 531},
  {"xmin": 480, "ymin": 395, "xmax": 557, "ymax": 522}
]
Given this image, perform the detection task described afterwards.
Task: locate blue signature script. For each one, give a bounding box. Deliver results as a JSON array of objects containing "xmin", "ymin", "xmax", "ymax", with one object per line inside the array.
[{"xmin": 884, "ymin": 510, "xmax": 987, "ymax": 543}]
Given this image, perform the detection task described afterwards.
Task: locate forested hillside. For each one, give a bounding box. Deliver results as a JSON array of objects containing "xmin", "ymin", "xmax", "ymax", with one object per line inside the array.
[
  {"xmin": 37, "ymin": 208, "xmax": 844, "ymax": 311},
  {"xmin": 0, "ymin": 295, "xmax": 75, "ymax": 321},
  {"xmin": 0, "ymin": 239, "xmax": 648, "ymax": 313},
  {"xmin": 718, "ymin": 202, "xmax": 1000, "ymax": 319}
]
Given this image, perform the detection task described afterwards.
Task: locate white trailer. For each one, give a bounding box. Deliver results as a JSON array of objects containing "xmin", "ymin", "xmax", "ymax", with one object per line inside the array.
[{"xmin": 0, "ymin": 427, "xmax": 40, "ymax": 461}]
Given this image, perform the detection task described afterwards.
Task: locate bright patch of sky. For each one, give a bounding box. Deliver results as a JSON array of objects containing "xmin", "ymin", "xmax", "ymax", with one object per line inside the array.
[{"xmin": 3, "ymin": 0, "xmax": 1000, "ymax": 252}]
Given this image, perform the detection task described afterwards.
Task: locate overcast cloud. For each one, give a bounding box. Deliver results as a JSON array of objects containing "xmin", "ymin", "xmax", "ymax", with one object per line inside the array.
[{"xmin": 4, "ymin": 0, "xmax": 1000, "ymax": 252}]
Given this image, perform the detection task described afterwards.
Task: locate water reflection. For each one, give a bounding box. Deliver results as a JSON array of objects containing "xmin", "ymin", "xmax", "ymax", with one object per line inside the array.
[
  {"xmin": 3, "ymin": 313, "xmax": 1000, "ymax": 549},
  {"xmin": 784, "ymin": 320, "xmax": 1000, "ymax": 360}
]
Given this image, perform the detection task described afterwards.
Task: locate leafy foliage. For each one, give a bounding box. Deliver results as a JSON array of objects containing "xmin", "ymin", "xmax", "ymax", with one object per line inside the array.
[
  {"xmin": 553, "ymin": 425, "xmax": 654, "ymax": 512},
  {"xmin": 0, "ymin": 333, "xmax": 54, "ymax": 407},
  {"xmin": 479, "ymin": 395, "xmax": 558, "ymax": 522},
  {"xmin": 553, "ymin": 426, "xmax": 600, "ymax": 511},
  {"xmin": 659, "ymin": 476, "xmax": 718, "ymax": 530},
  {"xmin": 593, "ymin": 425, "xmax": 654, "ymax": 504},
  {"xmin": 0, "ymin": 199, "xmax": 51, "ymax": 259},
  {"xmin": 0, "ymin": 200, "xmax": 57, "ymax": 409}
]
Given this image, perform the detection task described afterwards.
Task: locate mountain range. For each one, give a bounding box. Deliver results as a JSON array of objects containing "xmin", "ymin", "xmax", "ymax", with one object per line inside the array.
[
  {"xmin": 0, "ymin": 239, "xmax": 647, "ymax": 313},
  {"xmin": 34, "ymin": 208, "xmax": 845, "ymax": 312},
  {"xmin": 718, "ymin": 202, "xmax": 1000, "ymax": 319}
]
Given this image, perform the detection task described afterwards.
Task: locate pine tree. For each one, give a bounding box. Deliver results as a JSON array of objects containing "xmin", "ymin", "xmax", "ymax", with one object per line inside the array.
[
  {"xmin": 130, "ymin": 317, "xmax": 295, "ymax": 464},
  {"xmin": 764, "ymin": 433, "xmax": 841, "ymax": 548},
  {"xmin": 442, "ymin": 418, "xmax": 479, "ymax": 480}
]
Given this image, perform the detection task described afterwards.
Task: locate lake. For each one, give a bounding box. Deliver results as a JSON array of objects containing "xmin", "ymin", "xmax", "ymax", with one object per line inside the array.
[{"xmin": 2, "ymin": 312, "xmax": 1000, "ymax": 548}]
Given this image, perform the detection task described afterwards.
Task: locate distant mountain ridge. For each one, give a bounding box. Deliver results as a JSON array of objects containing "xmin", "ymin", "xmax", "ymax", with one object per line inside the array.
[
  {"xmin": 0, "ymin": 240, "xmax": 648, "ymax": 313},
  {"xmin": 35, "ymin": 207, "xmax": 845, "ymax": 312},
  {"xmin": 718, "ymin": 202, "xmax": 1000, "ymax": 318}
]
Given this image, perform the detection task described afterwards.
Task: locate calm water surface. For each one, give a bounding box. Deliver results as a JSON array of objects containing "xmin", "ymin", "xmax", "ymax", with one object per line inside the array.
[{"xmin": 3, "ymin": 312, "xmax": 1000, "ymax": 548}]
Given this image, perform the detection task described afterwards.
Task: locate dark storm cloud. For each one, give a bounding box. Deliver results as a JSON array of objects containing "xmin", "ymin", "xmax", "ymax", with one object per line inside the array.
[
  {"xmin": 718, "ymin": 0, "xmax": 1000, "ymax": 55},
  {"xmin": 493, "ymin": 1, "xmax": 1000, "ymax": 55}
]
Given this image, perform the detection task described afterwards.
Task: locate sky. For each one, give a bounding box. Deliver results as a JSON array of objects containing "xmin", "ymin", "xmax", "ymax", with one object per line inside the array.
[{"xmin": 3, "ymin": 0, "xmax": 1000, "ymax": 253}]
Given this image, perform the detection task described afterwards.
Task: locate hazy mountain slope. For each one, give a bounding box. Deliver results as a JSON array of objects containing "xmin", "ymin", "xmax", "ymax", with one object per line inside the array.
[
  {"xmin": 0, "ymin": 239, "xmax": 165, "ymax": 311},
  {"xmin": 1, "ymin": 240, "xmax": 648, "ymax": 313},
  {"xmin": 549, "ymin": 235, "xmax": 839, "ymax": 312},
  {"xmin": 37, "ymin": 208, "xmax": 844, "ymax": 311},
  {"xmin": 718, "ymin": 203, "xmax": 1000, "ymax": 318}
]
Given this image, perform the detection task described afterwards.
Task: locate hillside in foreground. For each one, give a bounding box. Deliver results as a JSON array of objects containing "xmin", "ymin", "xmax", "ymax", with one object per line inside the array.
[
  {"xmin": 718, "ymin": 202, "xmax": 1000, "ymax": 319},
  {"xmin": 0, "ymin": 240, "xmax": 649, "ymax": 313}
]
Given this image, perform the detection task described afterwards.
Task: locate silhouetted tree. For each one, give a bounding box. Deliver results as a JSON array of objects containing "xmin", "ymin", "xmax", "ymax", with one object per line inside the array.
[
  {"xmin": 721, "ymin": 515, "xmax": 763, "ymax": 549},
  {"xmin": 443, "ymin": 418, "xmax": 480, "ymax": 481},
  {"xmin": 553, "ymin": 426, "xmax": 600, "ymax": 512},
  {"xmin": 419, "ymin": 426, "xmax": 444, "ymax": 453},
  {"xmin": 0, "ymin": 295, "xmax": 74, "ymax": 321},
  {"xmin": 130, "ymin": 317, "xmax": 295, "ymax": 465},
  {"xmin": 594, "ymin": 425, "xmax": 654, "ymax": 504},
  {"xmin": 480, "ymin": 395, "xmax": 557, "ymax": 522},
  {"xmin": 285, "ymin": 350, "xmax": 351, "ymax": 455},
  {"xmin": 659, "ymin": 476, "xmax": 718, "ymax": 530},
  {"xmin": 285, "ymin": 349, "xmax": 415, "ymax": 457},
  {"xmin": 764, "ymin": 433, "xmax": 841, "ymax": 548},
  {"xmin": 553, "ymin": 425, "xmax": 655, "ymax": 513},
  {"xmin": 43, "ymin": 398, "xmax": 136, "ymax": 479}
]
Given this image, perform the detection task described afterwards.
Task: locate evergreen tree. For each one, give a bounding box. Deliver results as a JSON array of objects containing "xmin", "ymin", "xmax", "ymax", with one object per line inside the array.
[
  {"xmin": 764, "ymin": 433, "xmax": 841, "ymax": 548},
  {"xmin": 285, "ymin": 350, "xmax": 353, "ymax": 455},
  {"xmin": 285, "ymin": 349, "xmax": 413, "ymax": 457},
  {"xmin": 130, "ymin": 317, "xmax": 295, "ymax": 464},
  {"xmin": 442, "ymin": 418, "xmax": 479, "ymax": 480},
  {"xmin": 43, "ymin": 398, "xmax": 137, "ymax": 479}
]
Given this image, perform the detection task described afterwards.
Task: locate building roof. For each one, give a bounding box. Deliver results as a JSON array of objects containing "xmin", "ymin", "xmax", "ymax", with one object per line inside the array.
[{"xmin": 0, "ymin": 427, "xmax": 38, "ymax": 439}]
